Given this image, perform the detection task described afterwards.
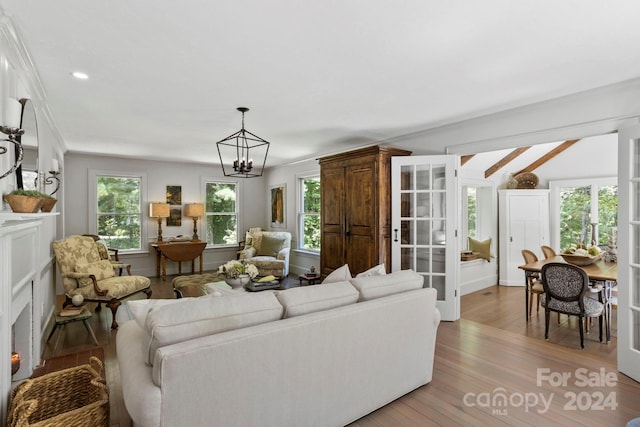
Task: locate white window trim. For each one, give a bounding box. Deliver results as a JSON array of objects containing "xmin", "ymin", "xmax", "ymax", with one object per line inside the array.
[
  {"xmin": 549, "ymin": 176, "xmax": 617, "ymax": 250},
  {"xmin": 200, "ymin": 176, "xmax": 242, "ymax": 248},
  {"xmin": 296, "ymin": 171, "xmax": 320, "ymax": 253},
  {"xmin": 88, "ymin": 169, "xmax": 148, "ymax": 253}
]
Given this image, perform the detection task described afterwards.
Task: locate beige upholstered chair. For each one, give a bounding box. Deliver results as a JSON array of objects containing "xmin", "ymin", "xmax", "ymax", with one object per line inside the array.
[
  {"xmin": 239, "ymin": 229, "xmax": 291, "ymax": 278},
  {"xmin": 53, "ymin": 235, "xmax": 152, "ymax": 329},
  {"xmin": 82, "ymin": 234, "xmax": 131, "ymax": 275}
]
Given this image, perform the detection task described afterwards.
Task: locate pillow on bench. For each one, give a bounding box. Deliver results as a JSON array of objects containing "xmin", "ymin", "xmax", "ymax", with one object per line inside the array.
[
  {"xmin": 144, "ymin": 292, "xmax": 283, "ymax": 365},
  {"xmin": 350, "ymin": 269, "xmax": 424, "ymax": 301}
]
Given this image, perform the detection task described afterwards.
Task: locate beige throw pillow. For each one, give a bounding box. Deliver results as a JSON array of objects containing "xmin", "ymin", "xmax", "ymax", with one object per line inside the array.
[
  {"xmin": 258, "ymin": 235, "xmax": 286, "ymax": 256},
  {"xmin": 322, "ymin": 264, "xmax": 352, "ymax": 284},
  {"xmin": 469, "ymin": 237, "xmax": 492, "ymax": 261}
]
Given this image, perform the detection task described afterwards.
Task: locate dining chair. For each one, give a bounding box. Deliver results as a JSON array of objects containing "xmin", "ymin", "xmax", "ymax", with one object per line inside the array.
[
  {"xmin": 521, "ymin": 249, "xmax": 544, "ymax": 317},
  {"xmin": 540, "ymin": 262, "xmax": 604, "ymax": 349},
  {"xmin": 541, "ymin": 245, "xmax": 557, "ymax": 259}
]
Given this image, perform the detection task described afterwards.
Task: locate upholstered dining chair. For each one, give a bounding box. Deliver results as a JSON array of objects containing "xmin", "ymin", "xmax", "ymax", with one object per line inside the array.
[
  {"xmin": 53, "ymin": 235, "xmax": 152, "ymax": 329},
  {"xmin": 541, "ymin": 245, "xmax": 557, "ymax": 259},
  {"xmin": 540, "ymin": 262, "xmax": 604, "ymax": 349},
  {"xmin": 521, "ymin": 249, "xmax": 545, "ymax": 318}
]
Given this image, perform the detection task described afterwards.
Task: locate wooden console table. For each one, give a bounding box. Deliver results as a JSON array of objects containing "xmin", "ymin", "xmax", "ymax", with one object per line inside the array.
[{"xmin": 151, "ymin": 241, "xmax": 207, "ymax": 280}]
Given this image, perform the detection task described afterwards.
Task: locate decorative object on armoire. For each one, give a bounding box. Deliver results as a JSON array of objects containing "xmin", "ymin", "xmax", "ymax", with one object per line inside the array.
[
  {"xmin": 3, "ymin": 190, "xmax": 44, "ymax": 213},
  {"xmin": 0, "ymin": 97, "xmax": 24, "ymax": 180},
  {"xmin": 515, "ymin": 172, "xmax": 539, "ymax": 189},
  {"xmin": 184, "ymin": 203, "xmax": 204, "ymax": 241},
  {"xmin": 149, "ymin": 202, "xmax": 170, "ymax": 242},
  {"xmin": 319, "ymin": 146, "xmax": 411, "ymax": 277},
  {"xmin": 39, "ymin": 193, "xmax": 57, "ymax": 212},
  {"xmin": 506, "ymin": 173, "xmax": 519, "ymax": 189},
  {"xmin": 216, "ymin": 107, "xmax": 270, "ymax": 178}
]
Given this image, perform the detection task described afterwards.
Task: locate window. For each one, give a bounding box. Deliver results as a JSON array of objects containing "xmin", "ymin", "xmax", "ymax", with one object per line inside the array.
[
  {"xmin": 90, "ymin": 171, "xmax": 145, "ymax": 251},
  {"xmin": 550, "ymin": 177, "xmax": 617, "ymax": 250},
  {"xmin": 298, "ymin": 175, "xmax": 320, "ymax": 251},
  {"xmin": 464, "ymin": 186, "xmax": 477, "ymax": 239},
  {"xmin": 460, "ymin": 181, "xmax": 494, "ymax": 252},
  {"xmin": 204, "ymin": 181, "xmax": 238, "ymax": 245}
]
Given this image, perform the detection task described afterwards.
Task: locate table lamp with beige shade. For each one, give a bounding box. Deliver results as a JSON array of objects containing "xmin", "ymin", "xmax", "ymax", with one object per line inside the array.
[
  {"xmin": 149, "ymin": 202, "xmax": 170, "ymax": 242},
  {"xmin": 184, "ymin": 203, "xmax": 205, "ymax": 241}
]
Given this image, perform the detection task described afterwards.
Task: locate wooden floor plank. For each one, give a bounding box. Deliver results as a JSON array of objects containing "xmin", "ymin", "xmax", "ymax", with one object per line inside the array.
[{"xmin": 45, "ymin": 278, "xmax": 640, "ymax": 427}]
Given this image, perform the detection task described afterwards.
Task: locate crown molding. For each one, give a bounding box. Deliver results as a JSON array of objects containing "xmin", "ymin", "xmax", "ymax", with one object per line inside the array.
[{"xmin": 0, "ymin": 10, "xmax": 66, "ymax": 152}]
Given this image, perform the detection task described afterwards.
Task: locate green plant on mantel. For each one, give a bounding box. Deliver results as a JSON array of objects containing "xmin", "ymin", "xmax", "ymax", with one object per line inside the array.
[{"xmin": 8, "ymin": 189, "xmax": 55, "ymax": 199}]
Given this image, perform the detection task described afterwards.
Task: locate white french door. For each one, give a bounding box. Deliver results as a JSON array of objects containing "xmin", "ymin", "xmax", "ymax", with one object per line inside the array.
[
  {"xmin": 391, "ymin": 155, "xmax": 459, "ymax": 321},
  {"xmin": 617, "ymin": 124, "xmax": 640, "ymax": 382}
]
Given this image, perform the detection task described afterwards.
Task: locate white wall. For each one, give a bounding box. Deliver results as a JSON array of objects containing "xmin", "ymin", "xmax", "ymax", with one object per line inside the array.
[
  {"xmin": 64, "ymin": 153, "xmax": 268, "ymax": 281},
  {"xmin": 264, "ymin": 158, "xmax": 320, "ymax": 275}
]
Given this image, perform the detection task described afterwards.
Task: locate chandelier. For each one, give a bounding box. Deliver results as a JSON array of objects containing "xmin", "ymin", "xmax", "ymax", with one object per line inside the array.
[{"xmin": 216, "ymin": 107, "xmax": 270, "ymax": 178}]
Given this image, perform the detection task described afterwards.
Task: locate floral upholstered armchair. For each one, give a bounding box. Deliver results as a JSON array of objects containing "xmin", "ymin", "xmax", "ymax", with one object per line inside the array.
[
  {"xmin": 52, "ymin": 235, "xmax": 152, "ymax": 329},
  {"xmin": 238, "ymin": 229, "xmax": 291, "ymax": 279}
]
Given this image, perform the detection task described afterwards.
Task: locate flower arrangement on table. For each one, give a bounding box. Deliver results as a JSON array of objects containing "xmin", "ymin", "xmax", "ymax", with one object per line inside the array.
[{"xmin": 218, "ymin": 260, "xmax": 259, "ymax": 279}]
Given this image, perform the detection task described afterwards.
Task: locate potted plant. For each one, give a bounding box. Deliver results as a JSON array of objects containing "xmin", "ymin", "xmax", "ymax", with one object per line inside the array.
[
  {"xmin": 3, "ymin": 189, "xmax": 44, "ymax": 213},
  {"xmin": 2, "ymin": 189, "xmax": 57, "ymax": 213}
]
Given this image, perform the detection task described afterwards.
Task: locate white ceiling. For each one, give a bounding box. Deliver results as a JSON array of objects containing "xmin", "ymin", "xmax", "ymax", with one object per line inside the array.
[{"xmin": 2, "ymin": 1, "xmax": 640, "ymax": 168}]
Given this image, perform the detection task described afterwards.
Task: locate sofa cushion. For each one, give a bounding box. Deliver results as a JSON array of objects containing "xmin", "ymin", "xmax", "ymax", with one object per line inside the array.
[
  {"xmin": 144, "ymin": 292, "xmax": 283, "ymax": 364},
  {"xmin": 350, "ymin": 269, "xmax": 423, "ymax": 301},
  {"xmin": 355, "ymin": 263, "xmax": 387, "ymax": 278},
  {"xmin": 128, "ymin": 298, "xmax": 191, "ymax": 330},
  {"xmin": 74, "ymin": 260, "xmax": 116, "ymax": 286},
  {"xmin": 275, "ymin": 281, "xmax": 358, "ymax": 318},
  {"xmin": 257, "ymin": 235, "xmax": 286, "ymax": 256},
  {"xmin": 322, "ymin": 264, "xmax": 352, "ymax": 284}
]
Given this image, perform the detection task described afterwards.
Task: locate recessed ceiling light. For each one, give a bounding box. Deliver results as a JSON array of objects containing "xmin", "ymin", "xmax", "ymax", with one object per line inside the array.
[{"xmin": 71, "ymin": 71, "xmax": 89, "ymax": 80}]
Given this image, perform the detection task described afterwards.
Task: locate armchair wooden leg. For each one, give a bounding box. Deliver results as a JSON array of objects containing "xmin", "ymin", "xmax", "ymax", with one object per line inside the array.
[
  {"xmin": 144, "ymin": 287, "xmax": 152, "ymax": 299},
  {"xmin": 107, "ymin": 298, "xmax": 122, "ymax": 330}
]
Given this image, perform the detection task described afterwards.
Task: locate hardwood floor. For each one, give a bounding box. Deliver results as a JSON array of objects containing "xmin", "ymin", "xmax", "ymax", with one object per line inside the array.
[{"xmin": 44, "ymin": 278, "xmax": 640, "ymax": 427}]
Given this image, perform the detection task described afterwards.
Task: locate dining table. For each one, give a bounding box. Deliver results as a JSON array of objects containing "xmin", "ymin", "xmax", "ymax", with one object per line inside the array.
[{"xmin": 518, "ymin": 255, "xmax": 617, "ymax": 342}]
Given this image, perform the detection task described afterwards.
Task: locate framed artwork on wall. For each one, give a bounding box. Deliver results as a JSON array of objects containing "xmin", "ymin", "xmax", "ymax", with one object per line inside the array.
[
  {"xmin": 166, "ymin": 185, "xmax": 182, "ymax": 226},
  {"xmin": 166, "ymin": 185, "xmax": 182, "ymax": 205},
  {"xmin": 167, "ymin": 206, "xmax": 182, "ymax": 226},
  {"xmin": 270, "ymin": 184, "xmax": 286, "ymax": 228}
]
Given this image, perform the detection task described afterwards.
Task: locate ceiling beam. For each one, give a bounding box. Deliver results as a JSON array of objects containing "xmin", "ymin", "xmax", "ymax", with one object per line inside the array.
[
  {"xmin": 514, "ymin": 139, "xmax": 581, "ymax": 175},
  {"xmin": 460, "ymin": 155, "xmax": 475, "ymax": 166},
  {"xmin": 484, "ymin": 146, "xmax": 531, "ymax": 178}
]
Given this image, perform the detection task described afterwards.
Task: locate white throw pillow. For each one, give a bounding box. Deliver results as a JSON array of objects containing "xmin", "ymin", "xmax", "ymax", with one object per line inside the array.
[
  {"xmin": 322, "ymin": 264, "xmax": 351, "ymax": 284},
  {"xmin": 275, "ymin": 281, "xmax": 358, "ymax": 318},
  {"xmin": 144, "ymin": 292, "xmax": 283, "ymax": 365},
  {"xmin": 355, "ymin": 263, "xmax": 387, "ymax": 278},
  {"xmin": 350, "ymin": 269, "xmax": 423, "ymax": 301}
]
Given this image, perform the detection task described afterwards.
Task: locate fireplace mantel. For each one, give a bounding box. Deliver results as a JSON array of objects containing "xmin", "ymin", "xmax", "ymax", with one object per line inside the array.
[{"xmin": 0, "ymin": 219, "xmax": 43, "ymax": 425}]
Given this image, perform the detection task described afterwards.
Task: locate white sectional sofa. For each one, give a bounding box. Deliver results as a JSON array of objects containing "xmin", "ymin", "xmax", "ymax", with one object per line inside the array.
[{"xmin": 117, "ymin": 269, "xmax": 441, "ymax": 427}]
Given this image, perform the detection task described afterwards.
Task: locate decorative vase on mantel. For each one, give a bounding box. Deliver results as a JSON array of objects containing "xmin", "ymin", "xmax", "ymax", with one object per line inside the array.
[{"xmin": 225, "ymin": 274, "xmax": 251, "ymax": 289}]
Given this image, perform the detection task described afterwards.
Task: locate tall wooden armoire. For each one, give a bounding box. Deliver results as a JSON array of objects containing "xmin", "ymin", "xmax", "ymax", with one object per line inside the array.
[{"xmin": 319, "ymin": 146, "xmax": 411, "ymax": 277}]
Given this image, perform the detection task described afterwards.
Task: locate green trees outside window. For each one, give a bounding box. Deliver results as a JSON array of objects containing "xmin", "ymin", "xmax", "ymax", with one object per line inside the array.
[
  {"xmin": 300, "ymin": 176, "xmax": 320, "ymax": 251},
  {"xmin": 559, "ymin": 184, "xmax": 617, "ymax": 249},
  {"xmin": 96, "ymin": 176, "xmax": 142, "ymax": 250},
  {"xmin": 205, "ymin": 181, "xmax": 238, "ymax": 245}
]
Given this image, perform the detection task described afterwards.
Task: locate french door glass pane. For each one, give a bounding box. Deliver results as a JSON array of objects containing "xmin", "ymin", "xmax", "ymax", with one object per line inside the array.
[
  {"xmin": 401, "ymin": 220, "xmax": 413, "ymax": 245},
  {"xmin": 633, "ymin": 311, "xmax": 640, "ymax": 351},
  {"xmin": 416, "ymin": 220, "xmax": 431, "ymax": 245},
  {"xmin": 633, "ymin": 224, "xmax": 640, "ymax": 265},
  {"xmin": 633, "ymin": 139, "xmax": 640, "ymax": 178},
  {"xmin": 432, "ymin": 275, "xmax": 445, "ymax": 300},
  {"xmin": 401, "ymin": 247, "xmax": 413, "ymax": 270},
  {"xmin": 632, "ymin": 269, "xmax": 640, "ymax": 307},
  {"xmin": 400, "ymin": 166, "xmax": 413, "ymax": 190},
  {"xmin": 416, "ymin": 248, "xmax": 430, "ymax": 272},
  {"xmin": 416, "ymin": 165, "xmax": 431, "ymax": 190}
]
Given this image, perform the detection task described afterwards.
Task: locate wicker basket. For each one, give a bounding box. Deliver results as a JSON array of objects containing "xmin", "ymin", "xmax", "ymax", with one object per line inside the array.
[
  {"xmin": 515, "ymin": 172, "xmax": 539, "ymax": 189},
  {"xmin": 39, "ymin": 198, "xmax": 57, "ymax": 213},
  {"xmin": 7, "ymin": 357, "xmax": 109, "ymax": 427}
]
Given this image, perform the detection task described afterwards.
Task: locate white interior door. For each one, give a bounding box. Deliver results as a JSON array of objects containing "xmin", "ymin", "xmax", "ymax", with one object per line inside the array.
[
  {"xmin": 617, "ymin": 124, "xmax": 640, "ymax": 382},
  {"xmin": 391, "ymin": 155, "xmax": 459, "ymax": 321}
]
